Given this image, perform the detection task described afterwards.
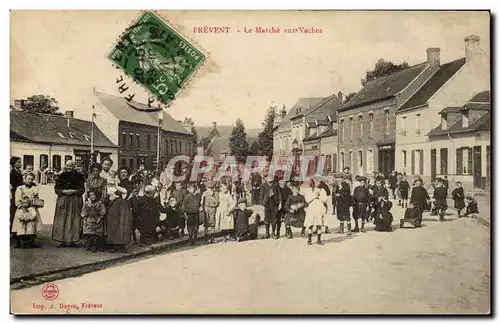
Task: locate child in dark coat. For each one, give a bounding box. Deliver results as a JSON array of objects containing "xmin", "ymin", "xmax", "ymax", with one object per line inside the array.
[
  {"xmin": 182, "ymin": 184, "xmax": 202, "ymax": 245},
  {"xmin": 433, "ymin": 178, "xmax": 448, "ymax": 221},
  {"xmin": 465, "ymin": 196, "xmax": 479, "ymax": 216},
  {"xmin": 284, "ymin": 182, "xmax": 307, "ymax": 239},
  {"xmin": 451, "ymin": 181, "xmax": 466, "ymax": 217},
  {"xmin": 374, "ymin": 199, "xmax": 393, "ymax": 232},
  {"xmin": 397, "ymin": 175, "xmax": 411, "ymax": 208},
  {"xmin": 137, "ymin": 185, "xmax": 161, "ymax": 246}
]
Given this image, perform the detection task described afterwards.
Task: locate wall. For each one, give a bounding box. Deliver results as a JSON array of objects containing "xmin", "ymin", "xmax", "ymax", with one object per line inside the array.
[
  {"xmin": 94, "ymin": 102, "xmax": 120, "ymax": 145},
  {"xmin": 10, "ymin": 141, "xmax": 118, "ymax": 170}
]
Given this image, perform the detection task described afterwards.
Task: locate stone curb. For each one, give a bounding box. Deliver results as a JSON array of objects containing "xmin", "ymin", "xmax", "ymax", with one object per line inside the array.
[{"xmin": 10, "ymin": 231, "xmax": 224, "ymax": 290}]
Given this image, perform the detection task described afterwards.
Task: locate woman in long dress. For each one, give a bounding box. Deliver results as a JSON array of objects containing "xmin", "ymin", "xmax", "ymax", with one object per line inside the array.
[
  {"xmin": 216, "ymin": 183, "xmax": 236, "ymax": 241},
  {"xmin": 10, "ymin": 157, "xmax": 24, "ymax": 246},
  {"xmin": 304, "ymin": 181, "xmax": 328, "ymax": 245},
  {"xmin": 52, "ymin": 160, "xmax": 86, "ymax": 247},
  {"xmin": 105, "ymin": 187, "xmax": 133, "ymax": 253}
]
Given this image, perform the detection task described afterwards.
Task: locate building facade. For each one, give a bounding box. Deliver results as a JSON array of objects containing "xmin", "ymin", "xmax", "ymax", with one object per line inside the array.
[
  {"xmin": 395, "ymin": 35, "xmax": 490, "ymax": 187},
  {"xmin": 10, "ymin": 110, "xmax": 118, "ymax": 173},
  {"xmin": 94, "ymin": 91, "xmax": 195, "ymax": 170},
  {"xmin": 337, "ymin": 47, "xmax": 446, "ymax": 177}
]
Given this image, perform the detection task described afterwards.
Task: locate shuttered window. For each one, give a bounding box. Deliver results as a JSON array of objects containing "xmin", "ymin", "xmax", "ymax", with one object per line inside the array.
[
  {"xmin": 467, "ymin": 147, "xmax": 473, "ymax": 175},
  {"xmin": 419, "ymin": 150, "xmax": 424, "ymax": 175},
  {"xmin": 456, "ymin": 148, "xmax": 463, "ymax": 175},
  {"xmin": 332, "ymin": 153, "xmax": 337, "ymax": 173},
  {"xmin": 440, "ymin": 148, "xmax": 448, "ymax": 174}
]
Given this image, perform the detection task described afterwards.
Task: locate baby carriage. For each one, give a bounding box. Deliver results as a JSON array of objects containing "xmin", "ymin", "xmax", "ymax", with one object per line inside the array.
[{"xmin": 400, "ymin": 204, "xmax": 422, "ymax": 228}]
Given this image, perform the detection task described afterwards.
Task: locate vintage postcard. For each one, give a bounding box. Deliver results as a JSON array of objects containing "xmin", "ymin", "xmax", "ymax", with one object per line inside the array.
[{"xmin": 10, "ymin": 10, "xmax": 490, "ymax": 314}]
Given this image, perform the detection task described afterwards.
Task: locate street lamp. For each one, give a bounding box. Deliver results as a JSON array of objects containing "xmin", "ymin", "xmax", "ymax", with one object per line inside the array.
[{"xmin": 292, "ymin": 139, "xmax": 300, "ymax": 178}]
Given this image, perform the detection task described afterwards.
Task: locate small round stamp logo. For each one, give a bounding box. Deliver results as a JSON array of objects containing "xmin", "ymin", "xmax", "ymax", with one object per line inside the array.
[{"xmin": 41, "ymin": 283, "xmax": 59, "ymax": 301}]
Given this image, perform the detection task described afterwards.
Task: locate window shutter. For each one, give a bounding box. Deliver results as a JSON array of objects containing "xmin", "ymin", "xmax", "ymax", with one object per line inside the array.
[
  {"xmin": 332, "ymin": 153, "xmax": 337, "ymax": 173},
  {"xmin": 419, "ymin": 150, "xmax": 424, "ymax": 175},
  {"xmin": 456, "ymin": 148, "xmax": 463, "ymax": 175},
  {"xmin": 467, "ymin": 148, "xmax": 473, "ymax": 175},
  {"xmin": 411, "ymin": 150, "xmax": 415, "ymax": 175}
]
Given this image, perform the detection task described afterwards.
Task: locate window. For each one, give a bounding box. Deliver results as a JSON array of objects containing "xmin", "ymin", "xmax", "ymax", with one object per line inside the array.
[
  {"xmin": 349, "ymin": 117, "xmax": 354, "ymax": 141},
  {"xmin": 416, "ymin": 113, "xmax": 421, "ymax": 134},
  {"xmin": 456, "ymin": 147, "xmax": 472, "ymax": 175},
  {"xmin": 369, "ymin": 113, "xmax": 374, "ymax": 137},
  {"xmin": 121, "ymin": 159, "xmax": 126, "ymax": 167},
  {"xmin": 174, "ymin": 141, "xmax": 178, "ymax": 154},
  {"xmin": 83, "ymin": 135, "xmax": 91, "ymax": 141},
  {"xmin": 358, "ymin": 115, "xmax": 364, "ymax": 139},
  {"xmin": 39, "ymin": 154, "xmax": 48, "ymax": 169},
  {"xmin": 129, "ymin": 158, "xmax": 134, "ymax": 170},
  {"xmin": 65, "ymin": 155, "xmax": 72, "ymax": 163},
  {"xmin": 68, "ymin": 132, "xmax": 75, "ymax": 138},
  {"xmin": 188, "ymin": 142, "xmax": 191, "ymax": 155},
  {"xmin": 57, "ymin": 132, "xmax": 65, "ymax": 138},
  {"xmin": 441, "ymin": 114, "xmax": 448, "ymax": 130},
  {"xmin": 185, "ymin": 141, "xmax": 188, "ymax": 155},
  {"xmin": 358, "ymin": 150, "xmax": 363, "ymax": 168},
  {"xmin": 52, "ymin": 155, "xmax": 61, "ymax": 171},
  {"xmin": 147, "ymin": 135, "xmax": 151, "ymax": 150},
  {"xmin": 169, "ymin": 140, "xmax": 173, "ymax": 155},
  {"xmin": 402, "ymin": 150, "xmax": 407, "ymax": 169},
  {"xmin": 349, "ymin": 151, "xmax": 353, "ymax": 171},
  {"xmin": 340, "ymin": 152, "xmax": 345, "ymax": 170},
  {"xmin": 367, "ymin": 150, "xmax": 373, "ymax": 174},
  {"xmin": 23, "ymin": 155, "xmax": 34, "ymax": 169},
  {"xmin": 121, "ymin": 132, "xmax": 127, "ymax": 146},
  {"xmin": 440, "ymin": 148, "xmax": 448, "ymax": 174},
  {"xmin": 332, "ymin": 153, "xmax": 337, "ymax": 173},
  {"xmin": 384, "ymin": 109, "xmax": 390, "ymax": 135},
  {"xmin": 462, "ymin": 111, "xmax": 469, "ymax": 128},
  {"xmin": 340, "ymin": 119, "xmax": 345, "ymax": 142},
  {"xmin": 129, "ymin": 134, "xmax": 134, "ymax": 148},
  {"xmin": 401, "ymin": 116, "xmax": 407, "ymax": 135},
  {"xmin": 136, "ymin": 134, "xmax": 140, "ymax": 148}
]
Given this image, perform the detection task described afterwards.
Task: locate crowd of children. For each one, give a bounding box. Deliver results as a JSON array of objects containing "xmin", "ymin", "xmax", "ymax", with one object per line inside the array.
[{"xmin": 10, "ymin": 158, "xmax": 483, "ymax": 250}]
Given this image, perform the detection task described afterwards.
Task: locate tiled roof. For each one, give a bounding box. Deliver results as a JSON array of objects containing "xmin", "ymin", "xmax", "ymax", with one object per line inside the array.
[
  {"xmin": 469, "ymin": 91, "xmax": 490, "ymax": 103},
  {"xmin": 303, "ymin": 127, "xmax": 337, "ymax": 141},
  {"xmin": 439, "ymin": 106, "xmax": 463, "ymax": 114},
  {"xmin": 306, "ymin": 94, "xmax": 343, "ymax": 122},
  {"xmin": 341, "ymin": 62, "xmax": 428, "ymax": 111},
  {"xmin": 277, "ymin": 97, "xmax": 324, "ymax": 127},
  {"xmin": 95, "ymin": 91, "xmax": 193, "ymax": 135},
  {"xmin": 428, "ymin": 112, "xmax": 490, "ymax": 136},
  {"xmin": 316, "ymin": 119, "xmax": 330, "ymax": 126},
  {"xmin": 398, "ymin": 58, "xmax": 466, "ymax": 111},
  {"xmin": 10, "ymin": 110, "xmax": 116, "ymax": 147}
]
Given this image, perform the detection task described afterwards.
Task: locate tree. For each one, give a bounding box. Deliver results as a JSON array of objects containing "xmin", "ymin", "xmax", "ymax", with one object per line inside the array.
[
  {"xmin": 229, "ymin": 118, "xmax": 249, "ymax": 163},
  {"xmin": 258, "ymin": 106, "xmax": 277, "ymax": 160},
  {"xmin": 249, "ymin": 140, "xmax": 262, "ymax": 155},
  {"xmin": 361, "ymin": 59, "xmax": 409, "ymax": 86},
  {"xmin": 344, "ymin": 92, "xmax": 357, "ymax": 104},
  {"xmin": 21, "ymin": 95, "xmax": 63, "ymax": 115}
]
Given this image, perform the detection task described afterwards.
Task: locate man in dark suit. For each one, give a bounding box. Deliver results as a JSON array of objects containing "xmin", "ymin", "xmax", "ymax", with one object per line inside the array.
[{"xmin": 260, "ymin": 175, "xmax": 282, "ymax": 239}]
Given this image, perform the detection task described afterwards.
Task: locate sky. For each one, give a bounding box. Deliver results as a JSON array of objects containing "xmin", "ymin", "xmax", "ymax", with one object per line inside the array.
[{"xmin": 10, "ymin": 10, "xmax": 490, "ymax": 129}]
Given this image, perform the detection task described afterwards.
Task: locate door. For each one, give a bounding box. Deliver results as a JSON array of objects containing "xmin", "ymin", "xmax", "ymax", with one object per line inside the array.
[
  {"xmin": 473, "ymin": 146, "xmax": 482, "ymax": 188},
  {"xmin": 430, "ymin": 149, "xmax": 437, "ymax": 182},
  {"xmin": 486, "ymin": 146, "xmax": 491, "ymax": 188}
]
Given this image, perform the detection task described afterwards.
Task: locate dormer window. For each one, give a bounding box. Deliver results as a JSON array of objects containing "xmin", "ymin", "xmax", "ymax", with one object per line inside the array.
[
  {"xmin": 83, "ymin": 135, "xmax": 91, "ymax": 141},
  {"xmin": 68, "ymin": 132, "xmax": 75, "ymax": 138},
  {"xmin": 441, "ymin": 114, "xmax": 448, "ymax": 130},
  {"xmin": 462, "ymin": 110, "xmax": 469, "ymax": 128},
  {"xmin": 57, "ymin": 132, "xmax": 65, "ymax": 138}
]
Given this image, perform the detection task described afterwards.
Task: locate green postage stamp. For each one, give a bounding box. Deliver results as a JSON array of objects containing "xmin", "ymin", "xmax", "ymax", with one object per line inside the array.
[{"xmin": 108, "ymin": 11, "xmax": 206, "ymax": 105}]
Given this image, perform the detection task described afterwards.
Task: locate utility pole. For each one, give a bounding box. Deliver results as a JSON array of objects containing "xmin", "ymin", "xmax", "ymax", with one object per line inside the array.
[{"xmin": 156, "ymin": 109, "xmax": 163, "ymax": 171}]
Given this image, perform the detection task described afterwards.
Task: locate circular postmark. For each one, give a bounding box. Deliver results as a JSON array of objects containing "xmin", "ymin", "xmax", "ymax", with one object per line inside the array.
[{"xmin": 41, "ymin": 283, "xmax": 59, "ymax": 301}]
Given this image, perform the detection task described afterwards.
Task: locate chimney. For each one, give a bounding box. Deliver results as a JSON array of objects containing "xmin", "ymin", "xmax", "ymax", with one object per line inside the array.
[
  {"xmin": 426, "ymin": 47, "xmax": 441, "ymax": 68},
  {"xmin": 280, "ymin": 104, "xmax": 286, "ymax": 118},
  {"xmin": 337, "ymin": 91, "xmax": 343, "ymax": 103},
  {"xmin": 65, "ymin": 111, "xmax": 74, "ymax": 118},
  {"xmin": 13, "ymin": 99, "xmax": 25, "ymax": 111},
  {"xmin": 465, "ymin": 35, "xmax": 481, "ymax": 62}
]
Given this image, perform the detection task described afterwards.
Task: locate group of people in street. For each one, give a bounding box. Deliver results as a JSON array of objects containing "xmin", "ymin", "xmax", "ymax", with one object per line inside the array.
[{"xmin": 9, "ymin": 156, "xmax": 482, "ymax": 250}]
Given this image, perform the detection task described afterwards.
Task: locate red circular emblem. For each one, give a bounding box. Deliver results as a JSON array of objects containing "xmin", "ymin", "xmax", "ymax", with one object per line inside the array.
[{"xmin": 41, "ymin": 283, "xmax": 59, "ymax": 301}]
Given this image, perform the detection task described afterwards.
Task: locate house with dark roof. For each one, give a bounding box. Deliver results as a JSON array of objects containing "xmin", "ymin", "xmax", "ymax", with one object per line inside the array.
[
  {"xmin": 10, "ymin": 109, "xmax": 118, "ymax": 173},
  {"xmin": 94, "ymin": 91, "xmax": 195, "ymax": 170},
  {"xmin": 394, "ymin": 35, "xmax": 490, "ymax": 188},
  {"xmin": 302, "ymin": 114, "xmax": 339, "ymax": 176},
  {"xmin": 272, "ymin": 93, "xmax": 343, "ymax": 164}
]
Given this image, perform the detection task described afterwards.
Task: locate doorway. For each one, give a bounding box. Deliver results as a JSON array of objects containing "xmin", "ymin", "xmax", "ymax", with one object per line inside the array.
[
  {"xmin": 430, "ymin": 149, "xmax": 437, "ymax": 182},
  {"xmin": 473, "ymin": 146, "xmax": 482, "ymax": 188}
]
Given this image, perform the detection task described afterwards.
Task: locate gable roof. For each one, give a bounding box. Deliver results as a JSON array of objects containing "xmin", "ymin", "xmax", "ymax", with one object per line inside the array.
[
  {"xmin": 305, "ymin": 94, "xmax": 344, "ymax": 122},
  {"xmin": 277, "ymin": 97, "xmax": 324, "ymax": 127},
  {"xmin": 10, "ymin": 110, "xmax": 117, "ymax": 148},
  {"xmin": 398, "ymin": 58, "xmax": 466, "ymax": 111},
  {"xmin": 341, "ymin": 62, "xmax": 428, "ymax": 111},
  {"xmin": 95, "ymin": 91, "xmax": 193, "ymax": 136}
]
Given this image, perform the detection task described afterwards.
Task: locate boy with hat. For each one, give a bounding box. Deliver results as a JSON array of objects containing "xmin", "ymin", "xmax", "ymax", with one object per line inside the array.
[
  {"xmin": 410, "ymin": 177, "xmax": 430, "ymax": 225},
  {"xmin": 259, "ymin": 176, "xmax": 282, "ymax": 239},
  {"xmin": 200, "ymin": 180, "xmax": 219, "ymax": 243},
  {"xmin": 233, "ymin": 198, "xmax": 255, "ymax": 241},
  {"xmin": 352, "ymin": 176, "xmax": 370, "ymax": 233},
  {"xmin": 397, "ymin": 174, "xmax": 411, "ymax": 208},
  {"xmin": 182, "ymin": 183, "xmax": 202, "ymax": 245},
  {"xmin": 433, "ymin": 178, "xmax": 448, "ymax": 221},
  {"xmin": 171, "ymin": 181, "xmax": 188, "ymax": 236},
  {"xmin": 451, "ymin": 181, "xmax": 466, "ymax": 217}
]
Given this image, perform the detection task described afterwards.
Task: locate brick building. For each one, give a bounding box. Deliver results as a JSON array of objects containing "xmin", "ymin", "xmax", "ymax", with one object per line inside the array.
[
  {"xmin": 337, "ymin": 47, "xmax": 446, "ymax": 177},
  {"xmin": 94, "ymin": 91, "xmax": 195, "ymax": 170}
]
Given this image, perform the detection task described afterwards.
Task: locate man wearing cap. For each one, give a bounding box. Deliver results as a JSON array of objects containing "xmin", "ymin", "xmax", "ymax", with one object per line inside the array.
[
  {"xmin": 260, "ymin": 175, "xmax": 282, "ymax": 239},
  {"xmin": 352, "ymin": 176, "xmax": 370, "ymax": 233},
  {"xmin": 342, "ymin": 167, "xmax": 353, "ymax": 183},
  {"xmin": 200, "ymin": 180, "xmax": 219, "ymax": 243}
]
